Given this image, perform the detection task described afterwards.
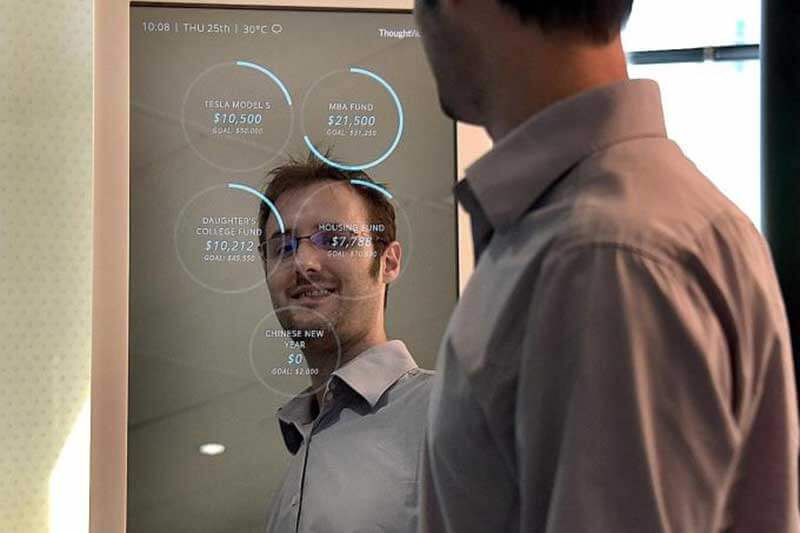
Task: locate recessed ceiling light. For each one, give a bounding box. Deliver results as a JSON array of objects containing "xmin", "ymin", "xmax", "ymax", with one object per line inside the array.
[{"xmin": 199, "ymin": 443, "xmax": 226, "ymax": 456}]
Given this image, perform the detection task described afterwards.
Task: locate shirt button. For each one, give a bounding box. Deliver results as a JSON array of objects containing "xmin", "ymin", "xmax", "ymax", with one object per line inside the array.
[
  {"xmin": 324, "ymin": 391, "xmax": 333, "ymax": 402},
  {"xmin": 329, "ymin": 381, "xmax": 337, "ymax": 390},
  {"xmin": 291, "ymin": 494, "xmax": 299, "ymax": 507}
]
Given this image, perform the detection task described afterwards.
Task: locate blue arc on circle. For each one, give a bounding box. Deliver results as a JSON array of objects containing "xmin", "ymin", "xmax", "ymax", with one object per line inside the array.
[
  {"xmin": 236, "ymin": 61, "xmax": 293, "ymax": 106},
  {"xmin": 350, "ymin": 179, "xmax": 393, "ymax": 199},
  {"xmin": 227, "ymin": 183, "xmax": 285, "ymax": 234},
  {"xmin": 305, "ymin": 67, "xmax": 404, "ymax": 171}
]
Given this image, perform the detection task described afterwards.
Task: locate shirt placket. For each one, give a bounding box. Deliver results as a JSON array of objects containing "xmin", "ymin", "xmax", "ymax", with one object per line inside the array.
[{"xmin": 293, "ymin": 380, "xmax": 340, "ymax": 533}]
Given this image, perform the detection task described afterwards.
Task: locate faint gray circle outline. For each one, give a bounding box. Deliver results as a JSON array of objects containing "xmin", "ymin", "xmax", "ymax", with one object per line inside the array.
[
  {"xmin": 174, "ymin": 183, "xmax": 284, "ymax": 294},
  {"xmin": 283, "ymin": 179, "xmax": 415, "ymax": 303},
  {"xmin": 248, "ymin": 305, "xmax": 342, "ymax": 399},
  {"xmin": 227, "ymin": 181, "xmax": 287, "ymax": 282},
  {"xmin": 181, "ymin": 60, "xmax": 295, "ymax": 173},
  {"xmin": 299, "ymin": 67, "xmax": 402, "ymax": 171}
]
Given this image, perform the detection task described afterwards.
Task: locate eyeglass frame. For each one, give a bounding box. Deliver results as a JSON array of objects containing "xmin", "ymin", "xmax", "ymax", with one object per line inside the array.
[{"xmin": 259, "ymin": 229, "xmax": 389, "ymax": 263}]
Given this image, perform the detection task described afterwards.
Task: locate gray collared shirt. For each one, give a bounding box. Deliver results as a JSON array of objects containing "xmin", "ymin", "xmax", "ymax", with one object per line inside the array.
[
  {"xmin": 266, "ymin": 340, "xmax": 433, "ymax": 533},
  {"xmin": 419, "ymin": 79, "xmax": 799, "ymax": 533}
]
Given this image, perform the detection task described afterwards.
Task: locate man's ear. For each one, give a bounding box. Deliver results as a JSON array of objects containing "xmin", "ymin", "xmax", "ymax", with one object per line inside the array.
[{"xmin": 381, "ymin": 241, "xmax": 402, "ymax": 284}]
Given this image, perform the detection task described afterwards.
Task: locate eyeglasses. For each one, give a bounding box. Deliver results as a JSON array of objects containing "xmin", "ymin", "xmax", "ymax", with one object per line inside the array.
[{"xmin": 261, "ymin": 230, "xmax": 386, "ymax": 261}]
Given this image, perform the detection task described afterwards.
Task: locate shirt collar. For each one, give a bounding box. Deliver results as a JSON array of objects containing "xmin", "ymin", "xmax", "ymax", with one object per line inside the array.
[
  {"xmin": 276, "ymin": 340, "xmax": 418, "ymax": 453},
  {"xmin": 332, "ymin": 339, "xmax": 418, "ymax": 408},
  {"xmin": 455, "ymin": 79, "xmax": 667, "ymax": 239}
]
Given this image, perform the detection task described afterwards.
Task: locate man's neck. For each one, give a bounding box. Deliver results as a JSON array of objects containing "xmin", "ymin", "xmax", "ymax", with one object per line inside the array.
[{"xmin": 483, "ymin": 34, "xmax": 630, "ymax": 141}]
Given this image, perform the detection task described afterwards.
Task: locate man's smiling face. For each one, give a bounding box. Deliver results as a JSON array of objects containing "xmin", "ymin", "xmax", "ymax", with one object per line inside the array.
[{"xmin": 263, "ymin": 180, "xmax": 387, "ymax": 348}]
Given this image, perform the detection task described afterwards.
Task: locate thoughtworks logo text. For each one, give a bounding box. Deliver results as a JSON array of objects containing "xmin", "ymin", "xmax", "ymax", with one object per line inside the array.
[{"xmin": 378, "ymin": 28, "xmax": 421, "ymax": 39}]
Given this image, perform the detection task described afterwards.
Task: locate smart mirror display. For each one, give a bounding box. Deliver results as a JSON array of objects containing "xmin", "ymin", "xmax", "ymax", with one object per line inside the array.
[{"xmin": 129, "ymin": 4, "xmax": 457, "ymax": 533}]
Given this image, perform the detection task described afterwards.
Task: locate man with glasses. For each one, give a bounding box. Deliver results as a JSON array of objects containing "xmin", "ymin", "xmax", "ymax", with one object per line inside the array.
[{"xmin": 259, "ymin": 154, "xmax": 432, "ymax": 533}]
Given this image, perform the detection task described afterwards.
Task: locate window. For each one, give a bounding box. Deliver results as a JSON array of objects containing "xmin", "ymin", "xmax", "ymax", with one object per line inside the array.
[
  {"xmin": 623, "ymin": 0, "xmax": 761, "ymax": 50},
  {"xmin": 623, "ymin": 1, "xmax": 762, "ymax": 229}
]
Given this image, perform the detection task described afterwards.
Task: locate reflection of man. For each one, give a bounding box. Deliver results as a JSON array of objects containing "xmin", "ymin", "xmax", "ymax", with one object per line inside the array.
[
  {"xmin": 259, "ymin": 155, "xmax": 432, "ymax": 533},
  {"xmin": 415, "ymin": 1, "xmax": 799, "ymax": 532}
]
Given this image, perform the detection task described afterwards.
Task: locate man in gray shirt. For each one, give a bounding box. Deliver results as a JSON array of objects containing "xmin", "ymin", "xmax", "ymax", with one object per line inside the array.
[
  {"xmin": 258, "ymin": 156, "xmax": 432, "ymax": 533},
  {"xmin": 415, "ymin": 0, "xmax": 799, "ymax": 532}
]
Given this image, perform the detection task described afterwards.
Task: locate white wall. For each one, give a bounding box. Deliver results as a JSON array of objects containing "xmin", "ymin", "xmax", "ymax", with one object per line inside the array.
[{"xmin": 0, "ymin": 1, "xmax": 93, "ymax": 532}]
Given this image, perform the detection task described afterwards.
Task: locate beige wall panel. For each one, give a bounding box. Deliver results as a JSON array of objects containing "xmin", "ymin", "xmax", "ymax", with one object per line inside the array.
[{"xmin": 0, "ymin": 1, "xmax": 93, "ymax": 532}]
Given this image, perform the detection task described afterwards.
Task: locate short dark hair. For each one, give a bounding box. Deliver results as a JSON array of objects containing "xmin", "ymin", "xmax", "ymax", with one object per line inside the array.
[
  {"xmin": 498, "ymin": 0, "xmax": 634, "ymax": 43},
  {"xmin": 257, "ymin": 152, "xmax": 397, "ymax": 308}
]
